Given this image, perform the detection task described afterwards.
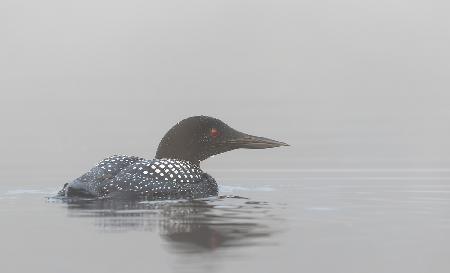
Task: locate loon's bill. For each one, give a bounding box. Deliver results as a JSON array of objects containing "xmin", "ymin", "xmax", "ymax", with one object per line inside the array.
[{"xmin": 220, "ymin": 134, "xmax": 289, "ymax": 149}]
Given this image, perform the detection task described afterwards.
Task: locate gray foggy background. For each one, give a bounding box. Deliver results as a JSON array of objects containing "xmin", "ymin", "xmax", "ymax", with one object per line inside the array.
[{"xmin": 1, "ymin": 0, "xmax": 449, "ymax": 184}]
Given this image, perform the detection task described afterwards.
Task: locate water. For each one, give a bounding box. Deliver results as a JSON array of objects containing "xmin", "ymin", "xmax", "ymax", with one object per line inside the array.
[{"xmin": 1, "ymin": 169, "xmax": 449, "ymax": 273}]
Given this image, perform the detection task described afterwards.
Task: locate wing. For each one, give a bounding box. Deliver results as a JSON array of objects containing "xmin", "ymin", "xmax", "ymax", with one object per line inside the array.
[
  {"xmin": 63, "ymin": 155, "xmax": 144, "ymax": 197},
  {"xmin": 99, "ymin": 159, "xmax": 182, "ymax": 199},
  {"xmin": 99, "ymin": 159, "xmax": 217, "ymax": 200}
]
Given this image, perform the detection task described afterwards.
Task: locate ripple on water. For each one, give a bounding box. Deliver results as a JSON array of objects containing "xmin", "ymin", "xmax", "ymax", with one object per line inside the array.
[{"xmin": 45, "ymin": 194, "xmax": 284, "ymax": 253}]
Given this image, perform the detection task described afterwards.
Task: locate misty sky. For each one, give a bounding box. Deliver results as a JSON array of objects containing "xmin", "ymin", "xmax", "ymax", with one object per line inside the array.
[{"xmin": 1, "ymin": 0, "xmax": 449, "ymax": 185}]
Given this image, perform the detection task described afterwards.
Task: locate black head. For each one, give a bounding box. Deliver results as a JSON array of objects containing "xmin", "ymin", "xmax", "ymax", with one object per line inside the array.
[{"xmin": 155, "ymin": 116, "xmax": 288, "ymax": 165}]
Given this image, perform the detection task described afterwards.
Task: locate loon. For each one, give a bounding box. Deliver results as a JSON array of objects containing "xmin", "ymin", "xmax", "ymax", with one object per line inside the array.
[{"xmin": 59, "ymin": 116, "xmax": 288, "ymax": 200}]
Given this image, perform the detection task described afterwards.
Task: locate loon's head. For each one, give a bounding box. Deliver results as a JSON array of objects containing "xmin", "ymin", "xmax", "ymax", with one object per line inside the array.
[{"xmin": 155, "ymin": 116, "xmax": 288, "ymax": 165}]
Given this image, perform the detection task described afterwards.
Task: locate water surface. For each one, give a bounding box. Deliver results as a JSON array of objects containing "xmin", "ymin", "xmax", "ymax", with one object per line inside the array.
[{"xmin": 1, "ymin": 169, "xmax": 449, "ymax": 273}]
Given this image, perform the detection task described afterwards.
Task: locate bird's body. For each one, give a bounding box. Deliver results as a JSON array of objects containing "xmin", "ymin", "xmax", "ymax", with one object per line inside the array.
[
  {"xmin": 59, "ymin": 116, "xmax": 287, "ymax": 200},
  {"xmin": 60, "ymin": 155, "xmax": 217, "ymax": 199}
]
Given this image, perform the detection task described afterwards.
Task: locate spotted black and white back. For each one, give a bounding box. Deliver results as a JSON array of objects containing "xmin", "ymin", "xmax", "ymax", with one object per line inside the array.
[{"xmin": 61, "ymin": 155, "xmax": 218, "ymax": 200}]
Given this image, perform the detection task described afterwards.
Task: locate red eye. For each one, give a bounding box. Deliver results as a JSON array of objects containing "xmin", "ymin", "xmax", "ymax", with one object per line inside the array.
[{"xmin": 210, "ymin": 128, "xmax": 219, "ymax": 138}]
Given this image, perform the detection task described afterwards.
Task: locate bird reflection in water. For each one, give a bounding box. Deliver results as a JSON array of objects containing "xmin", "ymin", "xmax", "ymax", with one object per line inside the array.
[{"xmin": 59, "ymin": 196, "xmax": 278, "ymax": 252}]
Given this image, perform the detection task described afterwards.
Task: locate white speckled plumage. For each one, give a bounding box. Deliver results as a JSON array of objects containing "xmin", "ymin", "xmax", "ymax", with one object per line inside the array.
[{"xmin": 61, "ymin": 155, "xmax": 217, "ymax": 200}]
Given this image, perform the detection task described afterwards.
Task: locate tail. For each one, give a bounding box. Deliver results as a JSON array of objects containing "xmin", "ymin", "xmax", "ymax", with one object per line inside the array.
[{"xmin": 58, "ymin": 181, "xmax": 97, "ymax": 198}]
